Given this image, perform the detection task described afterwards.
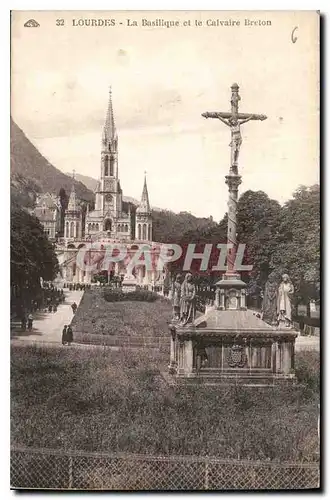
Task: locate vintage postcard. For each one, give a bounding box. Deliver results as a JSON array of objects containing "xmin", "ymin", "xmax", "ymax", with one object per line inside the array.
[{"xmin": 10, "ymin": 10, "xmax": 320, "ymax": 491}]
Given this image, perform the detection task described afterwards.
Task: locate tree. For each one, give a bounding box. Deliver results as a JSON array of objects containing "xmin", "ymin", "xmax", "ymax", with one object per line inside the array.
[
  {"xmin": 235, "ymin": 190, "xmax": 282, "ymax": 286},
  {"xmin": 11, "ymin": 205, "xmax": 59, "ymax": 313},
  {"xmin": 269, "ymin": 185, "xmax": 320, "ymax": 303}
]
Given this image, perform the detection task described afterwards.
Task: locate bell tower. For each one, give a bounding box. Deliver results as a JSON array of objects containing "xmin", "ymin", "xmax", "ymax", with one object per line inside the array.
[{"xmin": 100, "ymin": 87, "xmax": 122, "ymax": 219}]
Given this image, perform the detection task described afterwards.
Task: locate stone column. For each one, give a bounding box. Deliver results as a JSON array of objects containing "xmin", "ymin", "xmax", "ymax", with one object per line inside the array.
[
  {"xmin": 138, "ymin": 266, "xmax": 144, "ymax": 285},
  {"xmin": 169, "ymin": 333, "xmax": 177, "ymax": 374},
  {"xmin": 240, "ymin": 289, "xmax": 246, "ymax": 310},
  {"xmin": 184, "ymin": 340, "xmax": 194, "ymax": 376},
  {"xmin": 251, "ymin": 345, "xmax": 258, "ymax": 369},
  {"xmin": 282, "ymin": 342, "xmax": 292, "ymax": 375},
  {"xmin": 275, "ymin": 342, "xmax": 282, "ymax": 373},
  {"xmin": 219, "ymin": 289, "xmax": 225, "ymax": 310}
]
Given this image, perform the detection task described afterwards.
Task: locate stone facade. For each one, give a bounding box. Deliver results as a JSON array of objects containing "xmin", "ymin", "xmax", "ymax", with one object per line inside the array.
[{"xmin": 53, "ymin": 88, "xmax": 161, "ymax": 285}]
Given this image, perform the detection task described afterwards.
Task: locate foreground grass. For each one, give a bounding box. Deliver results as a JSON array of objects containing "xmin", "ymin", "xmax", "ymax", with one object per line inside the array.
[
  {"xmin": 11, "ymin": 345, "xmax": 319, "ymax": 461},
  {"xmin": 71, "ymin": 288, "xmax": 172, "ymax": 337}
]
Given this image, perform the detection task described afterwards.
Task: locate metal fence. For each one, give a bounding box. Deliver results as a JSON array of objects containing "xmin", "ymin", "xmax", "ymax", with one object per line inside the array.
[{"xmin": 11, "ymin": 446, "xmax": 320, "ymax": 491}]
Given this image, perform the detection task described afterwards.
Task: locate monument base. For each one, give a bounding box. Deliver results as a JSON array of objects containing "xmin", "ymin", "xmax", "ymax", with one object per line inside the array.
[
  {"xmin": 121, "ymin": 274, "xmax": 138, "ymax": 293},
  {"xmin": 168, "ymin": 308, "xmax": 297, "ymax": 387}
]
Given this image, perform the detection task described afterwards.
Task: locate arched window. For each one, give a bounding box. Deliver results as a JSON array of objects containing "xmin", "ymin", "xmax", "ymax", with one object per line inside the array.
[
  {"xmin": 65, "ymin": 221, "xmax": 69, "ymax": 238},
  {"xmin": 125, "ymin": 224, "xmax": 128, "ymax": 233},
  {"xmin": 96, "ymin": 223, "xmax": 99, "ymax": 232},
  {"xmin": 76, "ymin": 222, "xmax": 79, "ymax": 238},
  {"xmin": 148, "ymin": 225, "xmax": 152, "ymax": 241},
  {"xmin": 138, "ymin": 224, "xmax": 141, "ymax": 240},
  {"xmin": 104, "ymin": 219, "xmax": 112, "ymax": 231},
  {"xmin": 110, "ymin": 157, "xmax": 114, "ymax": 176},
  {"xmin": 104, "ymin": 156, "xmax": 109, "ymax": 176},
  {"xmin": 142, "ymin": 224, "xmax": 147, "ymax": 240},
  {"xmin": 118, "ymin": 224, "xmax": 122, "ymax": 232},
  {"xmin": 88, "ymin": 223, "xmax": 91, "ymax": 233},
  {"xmin": 92, "ymin": 223, "xmax": 95, "ymax": 231},
  {"xmin": 70, "ymin": 222, "xmax": 74, "ymax": 238}
]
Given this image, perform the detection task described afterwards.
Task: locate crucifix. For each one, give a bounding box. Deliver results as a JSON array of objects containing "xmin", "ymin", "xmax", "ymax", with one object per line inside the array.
[
  {"xmin": 202, "ymin": 82, "xmax": 267, "ymax": 172},
  {"xmin": 202, "ymin": 83, "xmax": 267, "ymax": 277}
]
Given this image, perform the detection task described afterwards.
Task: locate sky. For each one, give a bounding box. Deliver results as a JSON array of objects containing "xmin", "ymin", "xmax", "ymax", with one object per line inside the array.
[{"xmin": 11, "ymin": 11, "xmax": 319, "ymax": 221}]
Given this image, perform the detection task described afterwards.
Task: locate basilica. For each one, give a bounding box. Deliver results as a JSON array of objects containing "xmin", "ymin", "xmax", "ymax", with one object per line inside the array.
[
  {"xmin": 64, "ymin": 88, "xmax": 152, "ymax": 243},
  {"xmin": 34, "ymin": 89, "xmax": 163, "ymax": 285}
]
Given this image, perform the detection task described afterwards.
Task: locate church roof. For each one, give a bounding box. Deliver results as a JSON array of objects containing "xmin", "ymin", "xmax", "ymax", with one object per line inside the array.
[
  {"xmin": 86, "ymin": 210, "xmax": 103, "ymax": 220},
  {"xmin": 67, "ymin": 183, "xmax": 80, "ymax": 213},
  {"xmin": 136, "ymin": 174, "xmax": 151, "ymax": 214}
]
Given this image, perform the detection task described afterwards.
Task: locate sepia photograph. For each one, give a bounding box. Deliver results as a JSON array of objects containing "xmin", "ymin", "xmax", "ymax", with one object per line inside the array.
[{"xmin": 10, "ymin": 10, "xmax": 320, "ymax": 491}]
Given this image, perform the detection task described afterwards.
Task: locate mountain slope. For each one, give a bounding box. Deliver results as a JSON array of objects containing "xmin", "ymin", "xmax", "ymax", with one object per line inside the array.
[{"xmin": 11, "ymin": 119, "xmax": 94, "ymax": 206}]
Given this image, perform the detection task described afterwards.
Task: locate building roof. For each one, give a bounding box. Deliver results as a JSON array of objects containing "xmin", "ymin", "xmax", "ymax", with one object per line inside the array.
[
  {"xmin": 86, "ymin": 210, "xmax": 103, "ymax": 220},
  {"xmin": 34, "ymin": 209, "xmax": 57, "ymax": 222},
  {"xmin": 36, "ymin": 192, "xmax": 59, "ymax": 209}
]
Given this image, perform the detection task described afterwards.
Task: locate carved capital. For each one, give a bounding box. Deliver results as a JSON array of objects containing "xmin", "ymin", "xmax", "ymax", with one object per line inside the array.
[{"xmin": 225, "ymin": 175, "xmax": 242, "ymax": 190}]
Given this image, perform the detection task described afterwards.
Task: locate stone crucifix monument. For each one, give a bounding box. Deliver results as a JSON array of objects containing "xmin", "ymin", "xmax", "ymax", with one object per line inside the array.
[{"xmin": 168, "ymin": 83, "xmax": 297, "ymax": 386}]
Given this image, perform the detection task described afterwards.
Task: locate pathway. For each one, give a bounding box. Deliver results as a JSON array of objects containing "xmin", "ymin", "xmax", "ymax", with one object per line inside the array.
[{"xmin": 11, "ymin": 290, "xmax": 84, "ymax": 344}]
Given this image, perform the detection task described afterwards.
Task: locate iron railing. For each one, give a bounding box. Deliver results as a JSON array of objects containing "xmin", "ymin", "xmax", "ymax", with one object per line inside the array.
[{"xmin": 11, "ymin": 446, "xmax": 320, "ymax": 491}]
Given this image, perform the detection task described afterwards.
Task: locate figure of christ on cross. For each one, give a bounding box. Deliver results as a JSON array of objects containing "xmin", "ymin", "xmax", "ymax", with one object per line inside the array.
[
  {"xmin": 202, "ymin": 83, "xmax": 267, "ymax": 170},
  {"xmin": 202, "ymin": 83, "xmax": 267, "ymax": 276}
]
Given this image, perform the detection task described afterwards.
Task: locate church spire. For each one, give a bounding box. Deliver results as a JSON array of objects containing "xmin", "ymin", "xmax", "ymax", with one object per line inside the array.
[
  {"xmin": 67, "ymin": 183, "xmax": 77, "ymax": 212},
  {"xmin": 137, "ymin": 172, "xmax": 151, "ymax": 214},
  {"xmin": 103, "ymin": 86, "xmax": 117, "ymax": 144},
  {"xmin": 67, "ymin": 170, "xmax": 77, "ymax": 212}
]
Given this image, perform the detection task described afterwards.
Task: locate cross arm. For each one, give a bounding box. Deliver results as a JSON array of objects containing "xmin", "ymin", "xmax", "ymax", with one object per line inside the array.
[{"xmin": 219, "ymin": 112, "xmax": 267, "ymax": 121}]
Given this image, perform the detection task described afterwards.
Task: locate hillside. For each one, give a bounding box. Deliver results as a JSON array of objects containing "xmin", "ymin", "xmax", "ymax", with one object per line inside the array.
[
  {"xmin": 152, "ymin": 209, "xmax": 216, "ymax": 243},
  {"xmin": 10, "ymin": 119, "xmax": 94, "ymax": 206},
  {"xmin": 10, "ymin": 119, "xmax": 216, "ymax": 241}
]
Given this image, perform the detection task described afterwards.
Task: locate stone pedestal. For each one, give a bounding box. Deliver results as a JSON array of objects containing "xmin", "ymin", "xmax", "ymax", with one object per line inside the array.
[
  {"xmin": 168, "ymin": 308, "xmax": 297, "ymax": 386},
  {"xmin": 122, "ymin": 273, "xmax": 138, "ymax": 293}
]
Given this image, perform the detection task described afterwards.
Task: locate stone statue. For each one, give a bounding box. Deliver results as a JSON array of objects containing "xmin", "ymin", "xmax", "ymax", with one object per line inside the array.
[
  {"xmin": 261, "ymin": 272, "xmax": 278, "ymax": 326},
  {"xmin": 180, "ymin": 273, "xmax": 196, "ymax": 326},
  {"xmin": 215, "ymin": 114, "xmax": 264, "ymax": 166},
  {"xmin": 277, "ymin": 274, "xmax": 294, "ymax": 328},
  {"xmin": 171, "ymin": 274, "xmax": 182, "ymax": 321}
]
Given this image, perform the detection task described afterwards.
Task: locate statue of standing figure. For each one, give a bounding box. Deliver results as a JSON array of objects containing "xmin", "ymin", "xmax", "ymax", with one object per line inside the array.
[
  {"xmin": 171, "ymin": 274, "xmax": 183, "ymax": 321},
  {"xmin": 180, "ymin": 273, "xmax": 196, "ymax": 326},
  {"xmin": 261, "ymin": 272, "xmax": 278, "ymax": 326},
  {"xmin": 277, "ymin": 274, "xmax": 294, "ymax": 328}
]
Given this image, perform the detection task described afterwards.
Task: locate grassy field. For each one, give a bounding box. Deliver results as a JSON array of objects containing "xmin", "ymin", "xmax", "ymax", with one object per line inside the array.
[
  {"xmin": 11, "ymin": 344, "xmax": 320, "ymax": 461},
  {"xmin": 71, "ymin": 288, "xmax": 172, "ymax": 338}
]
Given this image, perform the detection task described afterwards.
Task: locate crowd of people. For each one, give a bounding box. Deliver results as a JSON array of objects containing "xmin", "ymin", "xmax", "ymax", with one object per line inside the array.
[{"xmin": 63, "ymin": 283, "xmax": 91, "ymax": 291}]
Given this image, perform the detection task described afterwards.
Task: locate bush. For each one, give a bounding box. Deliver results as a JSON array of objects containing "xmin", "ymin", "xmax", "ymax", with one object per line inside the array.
[
  {"xmin": 103, "ymin": 288, "xmax": 158, "ymax": 303},
  {"xmin": 292, "ymin": 316, "xmax": 320, "ymax": 328},
  {"xmin": 295, "ymin": 350, "xmax": 320, "ymax": 396}
]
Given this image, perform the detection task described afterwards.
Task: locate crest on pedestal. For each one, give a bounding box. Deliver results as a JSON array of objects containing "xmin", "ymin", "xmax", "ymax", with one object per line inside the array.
[{"xmin": 228, "ymin": 344, "xmax": 247, "ymax": 368}]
